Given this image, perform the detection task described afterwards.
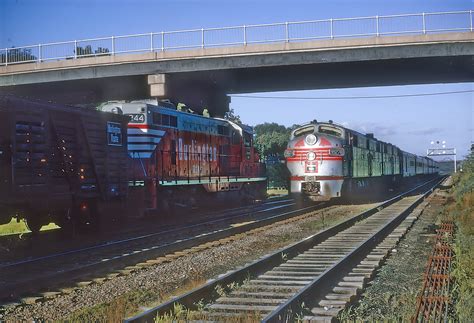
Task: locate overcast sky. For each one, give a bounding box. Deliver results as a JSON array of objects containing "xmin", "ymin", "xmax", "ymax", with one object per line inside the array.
[{"xmin": 1, "ymin": 0, "xmax": 472, "ymax": 159}]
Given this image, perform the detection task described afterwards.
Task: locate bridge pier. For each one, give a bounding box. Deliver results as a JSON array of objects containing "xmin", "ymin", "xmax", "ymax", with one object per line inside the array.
[
  {"xmin": 148, "ymin": 73, "xmax": 230, "ymax": 117},
  {"xmin": 148, "ymin": 74, "xmax": 168, "ymax": 98}
]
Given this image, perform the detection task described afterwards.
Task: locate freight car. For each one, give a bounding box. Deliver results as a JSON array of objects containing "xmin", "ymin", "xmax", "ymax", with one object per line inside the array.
[
  {"xmin": 100, "ymin": 99, "xmax": 267, "ymax": 213},
  {"xmin": 284, "ymin": 120, "xmax": 439, "ymax": 201},
  {"xmin": 0, "ymin": 96, "xmax": 129, "ymax": 232}
]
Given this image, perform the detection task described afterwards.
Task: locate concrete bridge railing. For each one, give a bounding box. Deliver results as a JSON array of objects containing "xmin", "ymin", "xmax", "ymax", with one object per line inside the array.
[{"xmin": 1, "ymin": 10, "xmax": 472, "ymax": 67}]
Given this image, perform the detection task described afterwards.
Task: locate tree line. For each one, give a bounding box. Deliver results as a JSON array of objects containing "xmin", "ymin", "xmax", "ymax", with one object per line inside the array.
[
  {"xmin": 0, "ymin": 46, "xmax": 110, "ymax": 64},
  {"xmin": 225, "ymin": 108, "xmax": 297, "ymax": 189}
]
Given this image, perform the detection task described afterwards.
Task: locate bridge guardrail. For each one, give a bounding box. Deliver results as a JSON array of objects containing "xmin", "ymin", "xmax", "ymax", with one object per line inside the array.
[{"xmin": 0, "ymin": 10, "xmax": 472, "ymax": 66}]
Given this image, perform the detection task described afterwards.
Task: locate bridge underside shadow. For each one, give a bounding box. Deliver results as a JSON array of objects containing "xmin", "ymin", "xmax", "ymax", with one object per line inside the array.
[{"xmin": 1, "ymin": 55, "xmax": 472, "ymax": 116}]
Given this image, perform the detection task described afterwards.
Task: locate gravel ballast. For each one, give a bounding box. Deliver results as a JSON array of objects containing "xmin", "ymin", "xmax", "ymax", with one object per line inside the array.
[
  {"xmin": 338, "ymin": 191, "xmax": 447, "ymax": 321},
  {"xmin": 2, "ymin": 203, "xmax": 374, "ymax": 321}
]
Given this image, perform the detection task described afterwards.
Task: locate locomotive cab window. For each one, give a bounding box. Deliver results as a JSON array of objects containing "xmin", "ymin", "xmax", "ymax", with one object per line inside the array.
[
  {"xmin": 232, "ymin": 130, "xmax": 241, "ymax": 145},
  {"xmin": 293, "ymin": 125, "xmax": 314, "ymax": 138},
  {"xmin": 318, "ymin": 125, "xmax": 343, "ymax": 138},
  {"xmin": 153, "ymin": 112, "xmax": 177, "ymax": 127},
  {"xmin": 218, "ymin": 125, "xmax": 229, "ymax": 136},
  {"xmin": 243, "ymin": 132, "xmax": 252, "ymax": 147}
]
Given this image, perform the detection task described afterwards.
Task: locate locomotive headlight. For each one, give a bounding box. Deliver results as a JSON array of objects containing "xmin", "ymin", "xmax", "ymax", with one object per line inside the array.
[
  {"xmin": 307, "ymin": 151, "xmax": 316, "ymax": 161},
  {"xmin": 329, "ymin": 147, "xmax": 345, "ymax": 156},
  {"xmin": 305, "ymin": 134, "xmax": 317, "ymax": 146}
]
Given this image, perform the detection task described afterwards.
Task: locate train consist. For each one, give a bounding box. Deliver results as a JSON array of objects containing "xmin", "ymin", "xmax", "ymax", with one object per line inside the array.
[
  {"xmin": 0, "ymin": 96, "xmax": 266, "ymax": 232},
  {"xmin": 285, "ymin": 120, "xmax": 438, "ymax": 201}
]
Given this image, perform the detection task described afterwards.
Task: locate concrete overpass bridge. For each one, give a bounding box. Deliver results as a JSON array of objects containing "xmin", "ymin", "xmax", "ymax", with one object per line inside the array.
[{"xmin": 1, "ymin": 10, "xmax": 473, "ymax": 115}]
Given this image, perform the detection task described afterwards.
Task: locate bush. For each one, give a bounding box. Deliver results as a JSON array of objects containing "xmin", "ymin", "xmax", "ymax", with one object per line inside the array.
[
  {"xmin": 450, "ymin": 152, "xmax": 474, "ymax": 321},
  {"xmin": 266, "ymin": 163, "xmax": 290, "ymax": 189}
]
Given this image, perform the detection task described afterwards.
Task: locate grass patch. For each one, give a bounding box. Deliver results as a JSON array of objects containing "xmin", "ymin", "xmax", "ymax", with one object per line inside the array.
[
  {"xmin": 267, "ymin": 188, "xmax": 288, "ymax": 197},
  {"xmin": 67, "ymin": 276, "xmax": 210, "ymax": 321},
  {"xmin": 447, "ymin": 154, "xmax": 474, "ymax": 321},
  {"xmin": 0, "ymin": 218, "xmax": 59, "ymax": 236}
]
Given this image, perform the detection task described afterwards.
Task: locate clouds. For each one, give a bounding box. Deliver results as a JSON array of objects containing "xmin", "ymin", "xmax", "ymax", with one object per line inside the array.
[
  {"xmin": 406, "ymin": 127, "xmax": 444, "ymax": 136},
  {"xmin": 233, "ymin": 83, "xmax": 473, "ymax": 159},
  {"xmin": 340, "ymin": 121, "xmax": 398, "ymax": 138},
  {"xmin": 341, "ymin": 121, "xmax": 445, "ymax": 139}
]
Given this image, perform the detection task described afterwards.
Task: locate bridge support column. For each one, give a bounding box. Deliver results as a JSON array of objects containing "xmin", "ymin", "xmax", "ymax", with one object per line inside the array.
[{"xmin": 148, "ymin": 74, "xmax": 168, "ymax": 98}]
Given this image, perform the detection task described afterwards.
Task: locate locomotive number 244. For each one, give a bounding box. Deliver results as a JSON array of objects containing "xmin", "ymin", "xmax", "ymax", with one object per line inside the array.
[{"xmin": 127, "ymin": 114, "xmax": 146, "ymax": 123}]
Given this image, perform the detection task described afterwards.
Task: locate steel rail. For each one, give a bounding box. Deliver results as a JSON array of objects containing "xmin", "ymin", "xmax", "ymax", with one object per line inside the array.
[
  {"xmin": 0, "ymin": 199, "xmax": 294, "ymax": 269},
  {"xmin": 0, "ymin": 199, "xmax": 329, "ymax": 301},
  {"xmin": 263, "ymin": 176, "xmax": 445, "ymax": 322},
  {"xmin": 124, "ymin": 177, "xmax": 442, "ymax": 322}
]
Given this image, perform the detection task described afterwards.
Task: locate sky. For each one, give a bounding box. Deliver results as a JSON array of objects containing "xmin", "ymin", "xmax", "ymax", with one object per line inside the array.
[{"xmin": 1, "ymin": 0, "xmax": 473, "ymax": 159}]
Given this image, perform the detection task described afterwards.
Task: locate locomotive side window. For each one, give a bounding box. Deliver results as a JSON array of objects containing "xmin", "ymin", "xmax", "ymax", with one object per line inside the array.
[
  {"xmin": 162, "ymin": 114, "xmax": 170, "ymax": 126},
  {"xmin": 153, "ymin": 112, "xmax": 161, "ymax": 125},
  {"xmin": 352, "ymin": 134, "xmax": 358, "ymax": 147},
  {"xmin": 358, "ymin": 136, "xmax": 367, "ymax": 149},
  {"xmin": 170, "ymin": 115, "xmax": 178, "ymax": 127},
  {"xmin": 232, "ymin": 130, "xmax": 240, "ymax": 145},
  {"xmin": 244, "ymin": 132, "xmax": 252, "ymax": 147},
  {"xmin": 153, "ymin": 112, "xmax": 177, "ymax": 127},
  {"xmin": 218, "ymin": 125, "xmax": 229, "ymax": 136}
]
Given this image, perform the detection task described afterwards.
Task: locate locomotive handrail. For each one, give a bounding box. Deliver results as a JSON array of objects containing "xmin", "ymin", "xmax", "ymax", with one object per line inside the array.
[
  {"xmin": 1, "ymin": 10, "xmax": 472, "ymax": 66},
  {"xmin": 153, "ymin": 149, "xmax": 263, "ymax": 185}
]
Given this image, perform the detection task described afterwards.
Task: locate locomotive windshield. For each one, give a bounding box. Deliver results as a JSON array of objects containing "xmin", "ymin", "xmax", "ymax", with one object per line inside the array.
[
  {"xmin": 318, "ymin": 125, "xmax": 344, "ymax": 138},
  {"xmin": 292, "ymin": 125, "xmax": 315, "ymax": 139}
]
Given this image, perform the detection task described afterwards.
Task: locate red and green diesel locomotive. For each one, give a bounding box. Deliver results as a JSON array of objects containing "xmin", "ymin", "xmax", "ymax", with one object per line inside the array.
[{"xmin": 101, "ymin": 99, "xmax": 267, "ymax": 213}]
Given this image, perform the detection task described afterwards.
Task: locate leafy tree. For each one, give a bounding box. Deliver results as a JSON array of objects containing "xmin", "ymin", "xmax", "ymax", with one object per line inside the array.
[
  {"xmin": 224, "ymin": 108, "xmax": 241, "ymax": 124},
  {"xmin": 253, "ymin": 122, "xmax": 298, "ymax": 189},
  {"xmin": 254, "ymin": 122, "xmax": 292, "ymax": 158},
  {"xmin": 95, "ymin": 47, "xmax": 110, "ymax": 55},
  {"xmin": 75, "ymin": 45, "xmax": 110, "ymax": 58},
  {"xmin": 0, "ymin": 48, "xmax": 37, "ymax": 64},
  {"xmin": 267, "ymin": 163, "xmax": 290, "ymax": 189},
  {"xmin": 76, "ymin": 45, "xmax": 93, "ymax": 57}
]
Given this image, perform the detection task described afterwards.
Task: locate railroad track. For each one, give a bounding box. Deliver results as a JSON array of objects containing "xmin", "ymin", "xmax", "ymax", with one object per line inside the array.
[
  {"xmin": 0, "ymin": 195, "xmax": 289, "ymax": 260},
  {"xmin": 0, "ymin": 197, "xmax": 329, "ymax": 303},
  {"xmin": 126, "ymin": 177, "xmax": 444, "ymax": 322}
]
